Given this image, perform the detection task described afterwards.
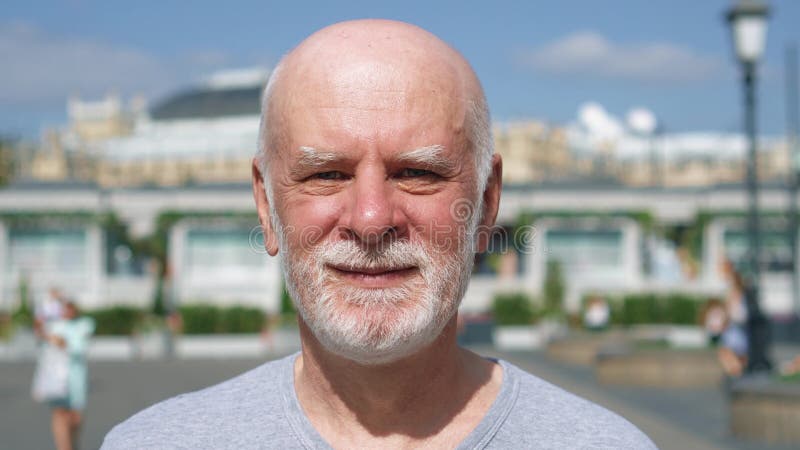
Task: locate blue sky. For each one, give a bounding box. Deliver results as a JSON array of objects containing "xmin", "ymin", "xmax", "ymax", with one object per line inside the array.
[{"xmin": 2, "ymin": 0, "xmax": 799, "ymax": 138}]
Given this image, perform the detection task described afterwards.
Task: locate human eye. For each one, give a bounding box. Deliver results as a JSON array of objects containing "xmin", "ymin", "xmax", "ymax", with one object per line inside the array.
[
  {"xmin": 398, "ymin": 168, "xmax": 438, "ymax": 178},
  {"xmin": 312, "ymin": 171, "xmax": 346, "ymax": 180}
]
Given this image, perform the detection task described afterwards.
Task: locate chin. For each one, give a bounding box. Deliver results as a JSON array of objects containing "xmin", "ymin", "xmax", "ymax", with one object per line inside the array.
[
  {"xmin": 317, "ymin": 320, "xmax": 447, "ymax": 366},
  {"xmin": 301, "ymin": 285, "xmax": 458, "ymax": 366}
]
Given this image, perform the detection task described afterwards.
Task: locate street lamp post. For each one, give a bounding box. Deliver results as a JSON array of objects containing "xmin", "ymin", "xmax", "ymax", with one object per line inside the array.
[
  {"xmin": 786, "ymin": 44, "xmax": 800, "ymax": 327},
  {"xmin": 726, "ymin": 0, "xmax": 772, "ymax": 373}
]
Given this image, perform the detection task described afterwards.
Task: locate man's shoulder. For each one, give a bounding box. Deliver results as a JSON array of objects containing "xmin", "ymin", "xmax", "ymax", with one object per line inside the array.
[
  {"xmin": 494, "ymin": 360, "xmax": 656, "ymax": 449},
  {"xmin": 101, "ymin": 353, "xmax": 297, "ymax": 449}
]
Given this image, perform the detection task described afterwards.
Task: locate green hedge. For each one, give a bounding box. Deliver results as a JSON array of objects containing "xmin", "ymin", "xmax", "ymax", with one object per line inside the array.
[
  {"xmin": 662, "ymin": 293, "xmax": 700, "ymax": 325},
  {"xmin": 179, "ymin": 304, "xmax": 265, "ymax": 334},
  {"xmin": 492, "ymin": 292, "xmax": 538, "ymax": 325},
  {"xmin": 86, "ymin": 306, "xmax": 144, "ymax": 335},
  {"xmin": 543, "ymin": 260, "xmax": 565, "ymax": 315},
  {"xmin": 0, "ymin": 314, "xmax": 12, "ymax": 340},
  {"xmin": 221, "ymin": 306, "xmax": 266, "ymax": 334},
  {"xmin": 86, "ymin": 304, "xmax": 269, "ymax": 335},
  {"xmin": 12, "ymin": 277, "xmax": 33, "ymax": 327},
  {"xmin": 583, "ymin": 293, "xmax": 704, "ymax": 326},
  {"xmin": 180, "ymin": 305, "xmax": 219, "ymax": 334}
]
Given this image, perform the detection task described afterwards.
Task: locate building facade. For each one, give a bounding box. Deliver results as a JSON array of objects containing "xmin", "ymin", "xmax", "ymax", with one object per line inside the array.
[{"xmin": 2, "ymin": 183, "xmax": 799, "ymax": 319}]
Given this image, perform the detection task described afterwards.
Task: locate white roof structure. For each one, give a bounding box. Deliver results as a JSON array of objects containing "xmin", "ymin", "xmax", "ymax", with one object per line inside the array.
[
  {"xmin": 97, "ymin": 116, "xmax": 259, "ymax": 162},
  {"xmin": 70, "ymin": 69, "xmax": 266, "ymax": 162}
]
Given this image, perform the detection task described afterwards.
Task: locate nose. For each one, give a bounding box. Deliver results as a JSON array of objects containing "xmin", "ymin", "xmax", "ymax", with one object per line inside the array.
[{"xmin": 342, "ymin": 167, "xmax": 402, "ymax": 245}]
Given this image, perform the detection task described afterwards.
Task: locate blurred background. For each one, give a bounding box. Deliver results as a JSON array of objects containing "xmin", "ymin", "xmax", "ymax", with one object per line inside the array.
[{"xmin": 1, "ymin": 1, "xmax": 800, "ymax": 449}]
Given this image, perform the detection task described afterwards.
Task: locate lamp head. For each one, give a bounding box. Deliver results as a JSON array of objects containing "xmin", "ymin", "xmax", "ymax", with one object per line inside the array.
[{"xmin": 725, "ymin": 1, "xmax": 770, "ymax": 65}]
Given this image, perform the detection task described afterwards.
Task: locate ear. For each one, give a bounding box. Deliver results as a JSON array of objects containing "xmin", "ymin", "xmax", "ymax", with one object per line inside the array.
[
  {"xmin": 476, "ymin": 153, "xmax": 502, "ymax": 254},
  {"xmin": 252, "ymin": 158, "xmax": 280, "ymax": 256}
]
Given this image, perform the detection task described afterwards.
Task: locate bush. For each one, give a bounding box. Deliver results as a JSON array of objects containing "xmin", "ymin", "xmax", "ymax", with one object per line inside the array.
[
  {"xmin": 662, "ymin": 293, "xmax": 700, "ymax": 325},
  {"xmin": 620, "ymin": 293, "xmax": 661, "ymax": 326},
  {"xmin": 87, "ymin": 306, "xmax": 144, "ymax": 335},
  {"xmin": 180, "ymin": 304, "xmax": 220, "ymax": 334},
  {"xmin": 85, "ymin": 304, "xmax": 272, "ymax": 335},
  {"xmin": 492, "ymin": 292, "xmax": 537, "ymax": 326},
  {"xmin": 603, "ymin": 292, "xmax": 704, "ymax": 326},
  {"xmin": 12, "ymin": 278, "xmax": 33, "ymax": 327},
  {"xmin": 12, "ymin": 301, "xmax": 33, "ymax": 327},
  {"xmin": 543, "ymin": 260, "xmax": 565, "ymax": 315},
  {"xmin": 180, "ymin": 304, "xmax": 266, "ymax": 334},
  {"xmin": 0, "ymin": 313, "xmax": 12, "ymax": 340},
  {"xmin": 220, "ymin": 306, "xmax": 265, "ymax": 334}
]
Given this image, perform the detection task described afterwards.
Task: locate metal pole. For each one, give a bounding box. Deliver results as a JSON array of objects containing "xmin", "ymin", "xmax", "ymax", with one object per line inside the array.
[
  {"xmin": 786, "ymin": 43, "xmax": 800, "ymax": 316},
  {"xmin": 656, "ymin": 127, "xmax": 665, "ymax": 187},
  {"xmin": 743, "ymin": 61, "xmax": 772, "ymax": 372},
  {"xmin": 744, "ymin": 63, "xmax": 761, "ymax": 306},
  {"xmin": 649, "ymin": 134, "xmax": 657, "ymax": 187}
]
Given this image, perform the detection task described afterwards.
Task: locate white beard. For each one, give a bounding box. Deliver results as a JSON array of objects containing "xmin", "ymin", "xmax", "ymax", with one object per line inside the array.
[{"xmin": 276, "ymin": 220, "xmax": 476, "ymax": 366}]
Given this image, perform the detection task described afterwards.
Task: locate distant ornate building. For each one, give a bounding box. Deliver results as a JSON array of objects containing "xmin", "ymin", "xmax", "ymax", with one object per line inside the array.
[
  {"xmin": 26, "ymin": 93, "xmax": 141, "ymax": 182},
  {"xmin": 89, "ymin": 69, "xmax": 266, "ymax": 187},
  {"xmin": 23, "ymin": 69, "xmax": 264, "ymax": 188},
  {"xmin": 493, "ymin": 120, "xmax": 572, "ymax": 184},
  {"xmin": 67, "ymin": 93, "xmax": 139, "ymax": 141},
  {"xmin": 18, "ymin": 71, "xmax": 794, "ymax": 189},
  {"xmin": 578, "ymin": 132, "xmax": 790, "ymax": 188},
  {"xmin": 659, "ymin": 136, "xmax": 785, "ymax": 188}
]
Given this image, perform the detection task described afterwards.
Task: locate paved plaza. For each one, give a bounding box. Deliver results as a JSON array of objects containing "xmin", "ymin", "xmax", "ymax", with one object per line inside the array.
[{"xmin": 0, "ymin": 348, "xmax": 795, "ymax": 450}]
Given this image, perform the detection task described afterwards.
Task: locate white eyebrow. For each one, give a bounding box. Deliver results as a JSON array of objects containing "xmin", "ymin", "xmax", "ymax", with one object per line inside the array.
[
  {"xmin": 296, "ymin": 146, "xmax": 339, "ymax": 167},
  {"xmin": 292, "ymin": 144, "xmax": 456, "ymax": 175},
  {"xmin": 396, "ymin": 145, "xmax": 454, "ymax": 171}
]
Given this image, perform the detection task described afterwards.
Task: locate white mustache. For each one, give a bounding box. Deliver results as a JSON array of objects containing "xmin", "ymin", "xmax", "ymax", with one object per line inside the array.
[{"xmin": 317, "ymin": 240, "xmax": 428, "ymax": 273}]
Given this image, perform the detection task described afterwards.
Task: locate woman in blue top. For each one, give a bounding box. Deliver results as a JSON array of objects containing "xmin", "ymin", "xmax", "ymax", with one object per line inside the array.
[{"xmin": 44, "ymin": 301, "xmax": 95, "ymax": 450}]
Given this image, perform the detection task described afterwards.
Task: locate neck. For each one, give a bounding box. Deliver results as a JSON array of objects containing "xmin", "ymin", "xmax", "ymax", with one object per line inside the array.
[{"xmin": 294, "ymin": 315, "xmax": 500, "ymax": 444}]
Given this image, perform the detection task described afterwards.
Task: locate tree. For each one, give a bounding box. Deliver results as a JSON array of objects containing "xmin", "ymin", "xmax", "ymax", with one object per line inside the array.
[
  {"xmin": 12, "ymin": 276, "xmax": 33, "ymax": 327},
  {"xmin": 0, "ymin": 137, "xmax": 16, "ymax": 187},
  {"xmin": 543, "ymin": 259, "xmax": 565, "ymax": 315}
]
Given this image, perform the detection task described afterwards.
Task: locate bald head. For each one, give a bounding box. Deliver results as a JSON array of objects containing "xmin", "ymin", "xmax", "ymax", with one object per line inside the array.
[
  {"xmin": 256, "ymin": 20, "xmax": 492, "ymax": 197},
  {"xmin": 272, "ymin": 20, "xmax": 479, "ymax": 101}
]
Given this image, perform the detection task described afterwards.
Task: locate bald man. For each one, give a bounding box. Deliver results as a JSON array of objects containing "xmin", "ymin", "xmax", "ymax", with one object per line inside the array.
[{"xmin": 102, "ymin": 20, "xmax": 655, "ymax": 449}]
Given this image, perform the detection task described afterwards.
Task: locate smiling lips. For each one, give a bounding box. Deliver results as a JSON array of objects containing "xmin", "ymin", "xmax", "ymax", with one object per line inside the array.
[{"xmin": 327, "ymin": 265, "xmax": 419, "ymax": 288}]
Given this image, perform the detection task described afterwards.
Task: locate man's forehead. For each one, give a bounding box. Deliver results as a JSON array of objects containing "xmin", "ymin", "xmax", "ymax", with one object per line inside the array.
[
  {"xmin": 278, "ymin": 47, "xmax": 465, "ymax": 118},
  {"xmin": 275, "ymin": 61, "xmax": 468, "ymax": 156},
  {"xmin": 272, "ymin": 20, "xmax": 471, "ymax": 111}
]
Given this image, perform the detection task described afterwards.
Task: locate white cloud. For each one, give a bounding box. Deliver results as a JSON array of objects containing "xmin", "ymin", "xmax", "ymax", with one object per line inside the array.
[
  {"xmin": 577, "ymin": 102, "xmax": 624, "ymax": 140},
  {"xmin": 0, "ymin": 21, "xmax": 234, "ymax": 105},
  {"xmin": 517, "ymin": 31, "xmax": 720, "ymax": 83},
  {"xmin": 565, "ymin": 101, "xmax": 768, "ymax": 161}
]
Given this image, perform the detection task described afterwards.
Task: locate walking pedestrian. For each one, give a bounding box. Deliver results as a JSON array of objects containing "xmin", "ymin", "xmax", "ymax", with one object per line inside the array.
[{"xmin": 43, "ymin": 301, "xmax": 95, "ymax": 450}]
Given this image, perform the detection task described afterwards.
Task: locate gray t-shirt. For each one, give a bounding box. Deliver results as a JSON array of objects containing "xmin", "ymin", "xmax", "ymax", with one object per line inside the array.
[{"xmin": 102, "ymin": 353, "xmax": 656, "ymax": 449}]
